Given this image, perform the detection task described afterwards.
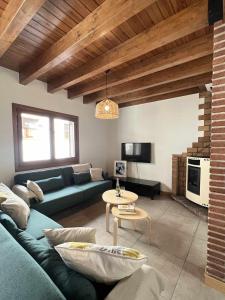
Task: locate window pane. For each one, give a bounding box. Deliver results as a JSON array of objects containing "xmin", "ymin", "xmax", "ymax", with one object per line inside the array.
[
  {"xmin": 54, "ymin": 118, "xmax": 75, "ymax": 159},
  {"xmin": 21, "ymin": 113, "xmax": 51, "ymax": 162}
]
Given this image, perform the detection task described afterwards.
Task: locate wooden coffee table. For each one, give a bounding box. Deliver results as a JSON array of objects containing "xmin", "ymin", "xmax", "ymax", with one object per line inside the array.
[
  {"xmin": 112, "ymin": 206, "xmax": 151, "ymax": 246},
  {"xmin": 102, "ymin": 189, "xmax": 138, "ymax": 232}
]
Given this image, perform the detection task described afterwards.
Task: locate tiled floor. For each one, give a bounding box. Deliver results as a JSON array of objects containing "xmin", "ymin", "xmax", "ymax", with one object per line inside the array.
[{"xmin": 53, "ymin": 195, "xmax": 225, "ymax": 300}]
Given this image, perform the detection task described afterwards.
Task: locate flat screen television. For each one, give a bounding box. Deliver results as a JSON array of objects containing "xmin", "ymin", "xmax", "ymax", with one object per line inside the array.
[{"xmin": 121, "ymin": 143, "xmax": 151, "ymax": 163}]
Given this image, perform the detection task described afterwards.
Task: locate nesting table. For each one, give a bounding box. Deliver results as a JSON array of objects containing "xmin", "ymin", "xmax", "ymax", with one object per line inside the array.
[
  {"xmin": 102, "ymin": 189, "xmax": 138, "ymax": 232},
  {"xmin": 112, "ymin": 206, "xmax": 151, "ymax": 246},
  {"xmin": 102, "ymin": 189, "xmax": 151, "ymax": 245}
]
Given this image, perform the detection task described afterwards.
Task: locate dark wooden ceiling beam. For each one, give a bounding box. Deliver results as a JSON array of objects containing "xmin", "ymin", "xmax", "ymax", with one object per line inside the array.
[
  {"xmin": 115, "ymin": 73, "xmax": 212, "ymax": 104},
  {"xmin": 19, "ymin": 0, "xmax": 155, "ymax": 85},
  {"xmin": 83, "ymin": 55, "xmax": 212, "ymax": 103},
  {"xmin": 68, "ymin": 34, "xmax": 213, "ymax": 99},
  {"xmin": 119, "ymin": 88, "xmax": 201, "ymax": 108},
  {"xmin": 0, "ymin": 0, "xmax": 45, "ymax": 57},
  {"xmin": 48, "ymin": 0, "xmax": 209, "ymax": 93}
]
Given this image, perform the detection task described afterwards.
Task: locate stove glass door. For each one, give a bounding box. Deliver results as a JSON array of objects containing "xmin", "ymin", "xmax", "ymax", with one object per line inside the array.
[{"xmin": 187, "ymin": 165, "xmax": 201, "ymax": 195}]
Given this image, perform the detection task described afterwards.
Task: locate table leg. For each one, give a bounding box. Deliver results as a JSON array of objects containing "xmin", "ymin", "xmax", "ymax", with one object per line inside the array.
[
  {"xmin": 146, "ymin": 216, "xmax": 151, "ymax": 244},
  {"xmin": 113, "ymin": 217, "xmax": 119, "ymax": 246},
  {"xmin": 118, "ymin": 218, "xmax": 122, "ymax": 228},
  {"xmin": 106, "ymin": 203, "xmax": 111, "ymax": 232}
]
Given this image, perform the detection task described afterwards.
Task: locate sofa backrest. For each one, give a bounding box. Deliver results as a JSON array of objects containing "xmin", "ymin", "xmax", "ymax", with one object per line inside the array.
[
  {"xmin": 14, "ymin": 167, "xmax": 74, "ymax": 187},
  {"xmin": 0, "ymin": 224, "xmax": 65, "ymax": 300},
  {"xmin": 60, "ymin": 166, "xmax": 74, "ymax": 186}
]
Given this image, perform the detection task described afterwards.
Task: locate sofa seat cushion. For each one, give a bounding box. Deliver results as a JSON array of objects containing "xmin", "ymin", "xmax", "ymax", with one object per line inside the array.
[
  {"xmin": 25, "ymin": 209, "xmax": 62, "ymax": 239},
  {"xmin": 79, "ymin": 180, "xmax": 112, "ymax": 200},
  {"xmin": 0, "ymin": 224, "xmax": 65, "ymax": 300},
  {"xmin": 31, "ymin": 186, "xmax": 84, "ymax": 216},
  {"xmin": 30, "ymin": 179, "xmax": 112, "ymax": 216},
  {"xmin": 39, "ymin": 236, "xmax": 52, "ymax": 248},
  {"xmin": 17, "ymin": 231, "xmax": 109, "ymax": 300}
]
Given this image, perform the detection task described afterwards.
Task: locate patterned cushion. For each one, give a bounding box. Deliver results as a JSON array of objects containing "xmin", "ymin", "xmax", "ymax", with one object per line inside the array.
[{"xmin": 55, "ymin": 242, "xmax": 148, "ymax": 283}]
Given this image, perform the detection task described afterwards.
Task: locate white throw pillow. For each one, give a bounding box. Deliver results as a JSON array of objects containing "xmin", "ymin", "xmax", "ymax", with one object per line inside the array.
[
  {"xmin": 44, "ymin": 227, "xmax": 96, "ymax": 246},
  {"xmin": 90, "ymin": 168, "xmax": 104, "ymax": 182},
  {"xmin": 27, "ymin": 180, "xmax": 44, "ymax": 201},
  {"xmin": 12, "ymin": 185, "xmax": 36, "ymax": 206},
  {"xmin": 0, "ymin": 183, "xmax": 30, "ymax": 229},
  {"xmin": 55, "ymin": 242, "xmax": 148, "ymax": 283},
  {"xmin": 72, "ymin": 163, "xmax": 91, "ymax": 173}
]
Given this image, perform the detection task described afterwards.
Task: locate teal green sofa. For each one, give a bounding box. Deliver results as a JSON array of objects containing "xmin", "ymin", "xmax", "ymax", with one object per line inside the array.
[
  {"xmin": 14, "ymin": 166, "xmax": 112, "ymax": 216},
  {"xmin": 0, "ymin": 223, "xmax": 66, "ymax": 300},
  {"xmin": 0, "ymin": 167, "xmax": 113, "ymax": 299},
  {"xmin": 0, "ymin": 208, "xmax": 114, "ymax": 300}
]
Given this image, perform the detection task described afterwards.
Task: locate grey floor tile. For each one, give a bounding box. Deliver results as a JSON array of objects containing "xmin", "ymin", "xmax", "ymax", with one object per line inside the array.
[
  {"xmin": 159, "ymin": 211, "xmax": 200, "ymax": 236},
  {"xmin": 95, "ymin": 227, "xmax": 135, "ymax": 247},
  {"xmin": 166, "ymin": 200, "xmax": 200, "ymax": 219},
  {"xmin": 139, "ymin": 219, "xmax": 194, "ymax": 259},
  {"xmin": 186, "ymin": 237, "xmax": 207, "ymax": 269},
  {"xmin": 138, "ymin": 198, "xmax": 172, "ymax": 219},
  {"xmin": 195, "ymin": 220, "xmax": 208, "ymax": 241},
  {"xmin": 133, "ymin": 240, "xmax": 184, "ymax": 300},
  {"xmin": 172, "ymin": 262, "xmax": 225, "ymax": 300}
]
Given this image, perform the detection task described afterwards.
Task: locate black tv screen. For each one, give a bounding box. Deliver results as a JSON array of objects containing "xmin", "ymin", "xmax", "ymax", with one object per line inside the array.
[{"xmin": 121, "ymin": 143, "xmax": 151, "ymax": 163}]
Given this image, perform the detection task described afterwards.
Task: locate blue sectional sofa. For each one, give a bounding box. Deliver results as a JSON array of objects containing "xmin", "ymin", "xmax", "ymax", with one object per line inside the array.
[
  {"xmin": 14, "ymin": 166, "xmax": 112, "ymax": 215},
  {"xmin": 0, "ymin": 209, "xmax": 114, "ymax": 300},
  {"xmin": 0, "ymin": 165, "xmax": 114, "ymax": 299},
  {"xmin": 0, "ymin": 223, "xmax": 65, "ymax": 300},
  {"xmin": 0, "ymin": 198, "xmax": 114, "ymax": 300}
]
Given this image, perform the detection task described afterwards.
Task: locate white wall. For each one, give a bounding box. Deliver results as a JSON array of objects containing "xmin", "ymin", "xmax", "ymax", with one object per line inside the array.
[
  {"xmin": 0, "ymin": 67, "xmax": 110, "ymax": 185},
  {"xmin": 0, "ymin": 66, "xmax": 200, "ymax": 191},
  {"xmin": 107, "ymin": 95, "xmax": 200, "ymax": 192}
]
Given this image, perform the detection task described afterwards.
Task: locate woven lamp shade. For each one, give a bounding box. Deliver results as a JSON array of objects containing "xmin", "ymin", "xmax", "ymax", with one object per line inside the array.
[{"xmin": 95, "ymin": 98, "xmax": 119, "ymax": 119}]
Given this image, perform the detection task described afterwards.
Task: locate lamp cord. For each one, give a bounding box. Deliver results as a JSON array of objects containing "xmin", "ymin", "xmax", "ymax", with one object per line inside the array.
[
  {"xmin": 105, "ymin": 71, "xmax": 107, "ymax": 99},
  {"xmin": 105, "ymin": 69, "xmax": 110, "ymax": 99}
]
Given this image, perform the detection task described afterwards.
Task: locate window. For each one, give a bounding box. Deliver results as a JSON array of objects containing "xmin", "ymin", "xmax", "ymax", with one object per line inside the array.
[
  {"xmin": 54, "ymin": 118, "xmax": 75, "ymax": 159},
  {"xmin": 21, "ymin": 113, "xmax": 51, "ymax": 162},
  {"xmin": 13, "ymin": 104, "xmax": 79, "ymax": 171}
]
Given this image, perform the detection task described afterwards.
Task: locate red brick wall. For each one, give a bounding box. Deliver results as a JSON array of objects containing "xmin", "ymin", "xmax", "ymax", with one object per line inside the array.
[
  {"xmin": 206, "ymin": 20, "xmax": 225, "ymax": 283},
  {"xmin": 172, "ymin": 154, "xmax": 186, "ymax": 195},
  {"xmin": 172, "ymin": 92, "xmax": 211, "ymax": 196}
]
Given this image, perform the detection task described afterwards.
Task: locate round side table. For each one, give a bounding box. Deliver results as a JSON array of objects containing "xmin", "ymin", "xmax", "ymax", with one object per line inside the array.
[
  {"xmin": 111, "ymin": 206, "xmax": 151, "ymax": 246},
  {"xmin": 102, "ymin": 189, "xmax": 138, "ymax": 232}
]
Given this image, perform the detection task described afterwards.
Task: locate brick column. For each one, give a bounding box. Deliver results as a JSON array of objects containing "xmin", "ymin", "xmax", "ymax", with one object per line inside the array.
[{"xmin": 205, "ymin": 20, "xmax": 225, "ymax": 292}]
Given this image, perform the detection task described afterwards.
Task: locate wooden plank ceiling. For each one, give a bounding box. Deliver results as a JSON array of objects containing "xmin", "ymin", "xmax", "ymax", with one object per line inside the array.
[{"xmin": 0, "ymin": 0, "xmax": 213, "ymax": 107}]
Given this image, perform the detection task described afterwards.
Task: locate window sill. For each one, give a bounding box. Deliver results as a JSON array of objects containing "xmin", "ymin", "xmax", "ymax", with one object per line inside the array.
[{"xmin": 15, "ymin": 157, "xmax": 79, "ymax": 172}]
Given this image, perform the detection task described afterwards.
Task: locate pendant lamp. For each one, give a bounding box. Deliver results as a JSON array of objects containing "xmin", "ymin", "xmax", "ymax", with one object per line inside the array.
[{"xmin": 95, "ymin": 70, "xmax": 119, "ymax": 119}]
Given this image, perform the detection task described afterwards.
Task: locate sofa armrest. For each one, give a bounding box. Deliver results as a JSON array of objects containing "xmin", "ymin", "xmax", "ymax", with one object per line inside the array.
[{"xmin": 12, "ymin": 185, "xmax": 36, "ymax": 206}]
